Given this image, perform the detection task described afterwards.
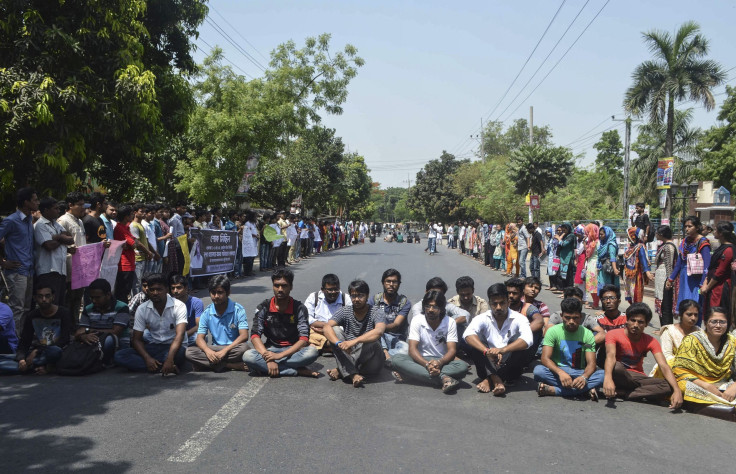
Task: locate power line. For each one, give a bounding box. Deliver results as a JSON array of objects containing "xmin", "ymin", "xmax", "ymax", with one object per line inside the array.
[
  {"xmin": 197, "ymin": 38, "xmax": 252, "ymax": 79},
  {"xmin": 564, "ymin": 116, "xmax": 614, "ymax": 146},
  {"xmin": 209, "ymin": 5, "xmax": 270, "ymax": 64},
  {"xmin": 205, "ymin": 17, "xmax": 266, "ymax": 74},
  {"xmin": 492, "ymin": 0, "xmax": 593, "ymax": 123},
  {"xmin": 481, "ymin": 1, "xmax": 567, "ymax": 122},
  {"xmin": 500, "ymin": 0, "xmax": 610, "ymax": 122}
]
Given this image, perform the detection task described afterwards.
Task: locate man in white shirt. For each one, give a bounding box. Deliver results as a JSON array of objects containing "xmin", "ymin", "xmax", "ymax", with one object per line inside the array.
[
  {"xmin": 427, "ymin": 221, "xmax": 439, "ymax": 255},
  {"xmin": 56, "ymin": 191, "xmax": 88, "ymax": 322},
  {"xmin": 142, "ymin": 206, "xmax": 160, "ymax": 274},
  {"xmin": 464, "ymin": 283, "xmax": 533, "ymax": 396},
  {"xmin": 113, "ymin": 273, "xmax": 187, "ymax": 374},
  {"xmin": 306, "ymin": 274, "xmax": 352, "ymax": 352},
  {"xmin": 409, "ymin": 277, "xmax": 470, "ymax": 327},
  {"xmin": 34, "ymin": 197, "xmax": 75, "ymax": 306}
]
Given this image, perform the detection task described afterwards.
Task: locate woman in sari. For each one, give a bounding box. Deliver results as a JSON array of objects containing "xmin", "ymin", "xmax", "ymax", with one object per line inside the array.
[
  {"xmin": 653, "ymin": 225, "xmax": 678, "ymax": 327},
  {"xmin": 584, "ymin": 223, "xmax": 600, "ymax": 309},
  {"xmin": 649, "ymin": 299, "xmax": 700, "ymax": 377},
  {"xmin": 555, "ymin": 223, "xmax": 576, "ymax": 289},
  {"xmin": 573, "ymin": 225, "xmax": 587, "ymax": 301},
  {"xmin": 597, "ymin": 225, "xmax": 620, "ymax": 292},
  {"xmin": 546, "ymin": 227, "xmax": 561, "ymax": 291},
  {"xmin": 492, "ymin": 224, "xmax": 505, "ymax": 271},
  {"xmin": 700, "ymin": 221, "xmax": 736, "ymax": 320},
  {"xmin": 672, "ymin": 307, "xmax": 736, "ymax": 420},
  {"xmin": 666, "ymin": 216, "xmax": 711, "ymax": 324},
  {"xmin": 623, "ymin": 227, "xmax": 653, "ymax": 304},
  {"xmin": 503, "ymin": 223, "xmax": 519, "ymax": 277}
]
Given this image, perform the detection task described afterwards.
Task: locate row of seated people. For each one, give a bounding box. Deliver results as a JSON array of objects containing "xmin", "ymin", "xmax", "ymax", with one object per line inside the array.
[{"xmin": 1, "ymin": 268, "xmax": 734, "ymax": 421}]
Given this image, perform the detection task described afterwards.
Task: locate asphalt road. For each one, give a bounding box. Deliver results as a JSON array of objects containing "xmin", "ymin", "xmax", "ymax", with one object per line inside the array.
[{"xmin": 1, "ymin": 238, "xmax": 733, "ymax": 473}]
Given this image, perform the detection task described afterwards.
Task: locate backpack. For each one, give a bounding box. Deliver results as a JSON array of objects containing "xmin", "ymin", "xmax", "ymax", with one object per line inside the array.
[
  {"xmin": 56, "ymin": 341, "xmax": 104, "ymax": 376},
  {"xmin": 313, "ymin": 291, "xmax": 346, "ymax": 308}
]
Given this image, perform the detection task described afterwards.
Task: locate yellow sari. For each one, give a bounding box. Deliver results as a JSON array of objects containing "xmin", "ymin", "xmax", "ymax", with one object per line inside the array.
[{"xmin": 672, "ymin": 332, "xmax": 736, "ymax": 405}]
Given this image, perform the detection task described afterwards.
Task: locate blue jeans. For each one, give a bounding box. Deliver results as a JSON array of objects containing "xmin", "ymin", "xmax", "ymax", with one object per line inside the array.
[
  {"xmin": 428, "ymin": 237, "xmax": 437, "ymax": 254},
  {"xmin": 533, "ymin": 365, "xmax": 605, "ymax": 396},
  {"xmin": 530, "ymin": 254, "xmax": 541, "ymax": 279},
  {"xmin": 2, "ymin": 346, "xmax": 63, "ymax": 374},
  {"xmin": 242, "ymin": 345, "xmax": 319, "ymax": 376},
  {"xmin": 518, "ymin": 248, "xmax": 528, "ymax": 278},
  {"xmin": 114, "ymin": 343, "xmax": 186, "ymax": 372},
  {"xmin": 380, "ymin": 332, "xmax": 408, "ymax": 356},
  {"xmin": 0, "ymin": 354, "xmax": 19, "ymax": 374}
]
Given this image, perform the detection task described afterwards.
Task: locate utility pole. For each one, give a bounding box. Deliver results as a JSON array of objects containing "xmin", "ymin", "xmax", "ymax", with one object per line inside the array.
[
  {"xmin": 612, "ymin": 115, "xmax": 640, "ymax": 219},
  {"xmin": 480, "ymin": 117, "xmax": 485, "ymax": 162},
  {"xmin": 528, "ymin": 106, "xmax": 534, "ymax": 224}
]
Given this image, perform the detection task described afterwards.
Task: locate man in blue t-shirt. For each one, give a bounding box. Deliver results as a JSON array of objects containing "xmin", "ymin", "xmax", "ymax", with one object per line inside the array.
[
  {"xmin": 185, "ymin": 275, "xmax": 249, "ymax": 372},
  {"xmin": 170, "ymin": 274, "xmax": 204, "ymax": 346}
]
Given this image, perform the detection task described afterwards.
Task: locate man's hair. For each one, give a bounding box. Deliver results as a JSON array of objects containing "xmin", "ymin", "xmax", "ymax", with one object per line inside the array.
[
  {"xmin": 455, "ymin": 276, "xmax": 475, "ymax": 291},
  {"xmin": 524, "ymin": 276, "xmax": 542, "ymax": 288},
  {"xmin": 88, "ymin": 192, "xmax": 106, "ymax": 210},
  {"xmin": 599, "ymin": 284, "xmax": 621, "ymax": 300},
  {"xmin": 65, "ymin": 191, "xmax": 85, "ymax": 205},
  {"xmin": 626, "ymin": 302, "xmax": 652, "ymax": 323},
  {"xmin": 504, "ymin": 277, "xmax": 525, "ymax": 291},
  {"xmin": 381, "ymin": 268, "xmax": 401, "ymax": 283},
  {"xmin": 560, "ymin": 297, "xmax": 583, "ymax": 315},
  {"xmin": 321, "ymin": 273, "xmax": 340, "ymax": 288},
  {"xmin": 146, "ymin": 273, "xmax": 168, "ymax": 288},
  {"xmin": 116, "ymin": 205, "xmax": 134, "ymax": 221},
  {"xmin": 208, "ymin": 274, "xmax": 231, "ymax": 294},
  {"xmin": 422, "ymin": 290, "xmax": 447, "ymax": 316},
  {"xmin": 16, "ymin": 187, "xmax": 37, "ymax": 208},
  {"xmin": 39, "ymin": 196, "xmax": 58, "ymax": 212},
  {"xmin": 347, "ymin": 279, "xmax": 370, "ymax": 295},
  {"xmin": 635, "ymin": 202, "xmax": 645, "ymax": 208},
  {"xmin": 88, "ymin": 278, "xmax": 112, "ymax": 294},
  {"xmin": 487, "ymin": 283, "xmax": 508, "ymax": 300},
  {"xmin": 169, "ymin": 274, "xmax": 187, "ymax": 287},
  {"xmin": 140, "ymin": 274, "xmax": 150, "ymax": 286},
  {"xmin": 35, "ymin": 282, "xmax": 55, "ymax": 294},
  {"xmin": 425, "ymin": 276, "xmax": 448, "ymax": 293},
  {"xmin": 563, "ymin": 286, "xmax": 584, "ymax": 299},
  {"xmin": 525, "ymin": 223, "xmax": 534, "ymax": 232},
  {"xmin": 271, "ymin": 268, "xmax": 294, "ymax": 285}
]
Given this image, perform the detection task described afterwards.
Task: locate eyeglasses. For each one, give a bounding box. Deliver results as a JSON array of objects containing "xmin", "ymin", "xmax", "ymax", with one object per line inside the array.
[
  {"xmin": 384, "ymin": 280, "xmax": 400, "ymax": 286},
  {"xmin": 707, "ymin": 320, "xmax": 728, "ymax": 326},
  {"xmin": 600, "ymin": 296, "xmax": 618, "ymax": 301}
]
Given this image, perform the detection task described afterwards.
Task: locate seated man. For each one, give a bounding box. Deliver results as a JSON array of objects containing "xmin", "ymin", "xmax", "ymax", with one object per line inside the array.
[
  {"xmin": 243, "ymin": 269, "xmax": 319, "ymax": 377},
  {"xmin": 0, "ymin": 301, "xmax": 19, "ymax": 374},
  {"xmin": 368, "ymin": 269, "xmax": 411, "ymax": 362},
  {"xmin": 323, "ymin": 280, "xmax": 387, "ymax": 387},
  {"xmin": 170, "ymin": 274, "xmax": 204, "ymax": 347},
  {"xmin": 15, "ymin": 285, "xmax": 74, "ymax": 374},
  {"xmin": 522, "ymin": 277, "xmax": 550, "ymax": 321},
  {"xmin": 602, "ymin": 302, "xmax": 683, "ymax": 408},
  {"xmin": 505, "ymin": 278, "xmax": 543, "ymax": 363},
  {"xmin": 534, "ymin": 297, "xmax": 604, "ymax": 399},
  {"xmin": 545, "ymin": 286, "xmax": 605, "ymax": 345},
  {"xmin": 186, "ymin": 275, "xmax": 249, "ymax": 372},
  {"xmin": 464, "ymin": 283, "xmax": 533, "ymax": 395},
  {"xmin": 76, "ymin": 278, "xmax": 131, "ymax": 367},
  {"xmin": 447, "ymin": 276, "xmax": 489, "ymax": 323},
  {"xmin": 114, "ymin": 273, "xmax": 187, "ymax": 375},
  {"xmin": 305, "ymin": 273, "xmax": 351, "ymax": 352},
  {"xmin": 391, "ymin": 290, "xmax": 469, "ymax": 393},
  {"xmin": 410, "ymin": 277, "xmax": 471, "ymax": 353},
  {"xmin": 595, "ymin": 284, "xmax": 628, "ymax": 368}
]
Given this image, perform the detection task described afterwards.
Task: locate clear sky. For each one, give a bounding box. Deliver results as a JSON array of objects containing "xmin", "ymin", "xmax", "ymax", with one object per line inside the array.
[{"xmin": 194, "ymin": 0, "xmax": 736, "ymax": 188}]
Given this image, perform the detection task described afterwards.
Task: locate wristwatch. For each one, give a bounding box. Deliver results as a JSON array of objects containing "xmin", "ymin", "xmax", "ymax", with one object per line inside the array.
[{"xmin": 85, "ymin": 327, "xmax": 90, "ymax": 334}]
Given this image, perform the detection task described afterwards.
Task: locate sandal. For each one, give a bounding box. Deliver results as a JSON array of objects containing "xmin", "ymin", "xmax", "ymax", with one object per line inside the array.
[
  {"xmin": 441, "ymin": 376, "xmax": 460, "ymax": 394},
  {"xmin": 589, "ymin": 388, "xmax": 599, "ymax": 402},
  {"xmin": 391, "ymin": 371, "xmax": 403, "ymax": 383},
  {"xmin": 537, "ymin": 382, "xmax": 554, "ymax": 397}
]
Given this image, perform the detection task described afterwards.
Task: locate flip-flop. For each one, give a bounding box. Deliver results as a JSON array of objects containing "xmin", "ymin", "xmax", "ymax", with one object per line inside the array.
[
  {"xmin": 537, "ymin": 382, "xmax": 552, "ymax": 397},
  {"xmin": 391, "ymin": 371, "xmax": 403, "ymax": 383},
  {"xmin": 441, "ymin": 376, "xmax": 460, "ymax": 393},
  {"xmin": 589, "ymin": 388, "xmax": 599, "ymax": 402}
]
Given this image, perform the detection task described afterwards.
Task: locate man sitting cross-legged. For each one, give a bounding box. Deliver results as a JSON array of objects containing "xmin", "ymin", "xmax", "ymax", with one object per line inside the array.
[
  {"xmin": 391, "ymin": 290, "xmax": 469, "ymax": 393},
  {"xmin": 323, "ymin": 280, "xmax": 387, "ymax": 387},
  {"xmin": 76, "ymin": 278, "xmax": 130, "ymax": 367},
  {"xmin": 534, "ymin": 297, "xmax": 604, "ymax": 400},
  {"xmin": 305, "ymin": 273, "xmax": 351, "ymax": 353},
  {"xmin": 185, "ymin": 275, "xmax": 249, "ymax": 372},
  {"xmin": 464, "ymin": 283, "xmax": 533, "ymax": 396},
  {"xmin": 243, "ymin": 269, "xmax": 320, "ymax": 377},
  {"xmin": 602, "ymin": 302, "xmax": 683, "ymax": 408}
]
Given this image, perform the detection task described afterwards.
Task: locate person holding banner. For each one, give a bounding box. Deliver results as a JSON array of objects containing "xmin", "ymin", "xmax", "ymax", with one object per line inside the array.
[{"xmin": 34, "ymin": 197, "xmax": 74, "ymax": 306}]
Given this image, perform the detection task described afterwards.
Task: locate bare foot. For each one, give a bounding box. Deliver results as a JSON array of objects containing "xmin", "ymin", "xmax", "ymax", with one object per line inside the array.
[
  {"xmin": 327, "ymin": 368, "xmax": 340, "ymax": 381},
  {"xmin": 477, "ymin": 377, "xmax": 492, "ymax": 393},
  {"xmin": 297, "ymin": 367, "xmax": 320, "ymax": 378},
  {"xmin": 490, "ymin": 375, "xmax": 506, "ymax": 396},
  {"xmin": 35, "ymin": 366, "xmax": 48, "ymax": 375},
  {"xmin": 352, "ymin": 374, "xmax": 365, "ymax": 387},
  {"xmin": 391, "ymin": 371, "xmax": 403, "ymax": 383}
]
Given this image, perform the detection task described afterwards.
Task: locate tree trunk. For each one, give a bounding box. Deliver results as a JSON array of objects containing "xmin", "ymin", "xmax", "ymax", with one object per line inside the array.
[{"xmin": 662, "ymin": 95, "xmax": 676, "ymax": 223}]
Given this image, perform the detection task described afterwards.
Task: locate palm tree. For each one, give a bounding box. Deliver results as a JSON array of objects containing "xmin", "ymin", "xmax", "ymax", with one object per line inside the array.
[{"xmin": 624, "ymin": 21, "xmax": 725, "ymax": 220}]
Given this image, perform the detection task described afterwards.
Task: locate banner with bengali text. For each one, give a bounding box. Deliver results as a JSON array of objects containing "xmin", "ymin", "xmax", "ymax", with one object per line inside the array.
[{"xmin": 187, "ymin": 229, "xmax": 237, "ymax": 277}]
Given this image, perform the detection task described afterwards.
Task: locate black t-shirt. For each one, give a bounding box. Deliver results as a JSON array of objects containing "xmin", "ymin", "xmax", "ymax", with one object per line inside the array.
[
  {"xmin": 632, "ymin": 213, "xmax": 650, "ymax": 232},
  {"xmin": 83, "ymin": 215, "xmax": 106, "ymax": 243},
  {"xmin": 531, "ymin": 230, "xmax": 544, "ymax": 256},
  {"xmin": 17, "ymin": 307, "xmax": 74, "ymax": 357}
]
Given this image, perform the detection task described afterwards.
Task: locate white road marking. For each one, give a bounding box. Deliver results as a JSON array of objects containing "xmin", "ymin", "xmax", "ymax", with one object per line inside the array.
[{"xmin": 168, "ymin": 377, "xmax": 268, "ymax": 463}]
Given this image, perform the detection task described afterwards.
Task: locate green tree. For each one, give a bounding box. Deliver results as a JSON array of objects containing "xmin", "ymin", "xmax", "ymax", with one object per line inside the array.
[
  {"xmin": 480, "ymin": 119, "xmax": 553, "ymax": 158},
  {"xmin": 464, "ymin": 157, "xmax": 527, "ymax": 223},
  {"xmin": 507, "ymin": 145, "xmax": 574, "ymax": 196},
  {"xmin": 540, "ymin": 168, "xmax": 623, "ymax": 221},
  {"xmin": 593, "ymin": 129, "xmax": 624, "ymax": 175},
  {"xmin": 624, "ymin": 21, "xmax": 725, "ymax": 220},
  {"xmin": 407, "ymin": 151, "xmax": 468, "ymax": 222},
  {"xmin": 698, "ymin": 86, "xmax": 736, "ymax": 191}
]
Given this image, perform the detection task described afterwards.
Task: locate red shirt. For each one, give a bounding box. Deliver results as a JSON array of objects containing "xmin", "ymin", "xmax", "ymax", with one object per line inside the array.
[
  {"xmin": 605, "ymin": 328, "xmax": 661, "ymax": 374},
  {"xmin": 597, "ymin": 312, "xmax": 627, "ymax": 332},
  {"xmin": 113, "ymin": 223, "xmax": 136, "ymax": 272}
]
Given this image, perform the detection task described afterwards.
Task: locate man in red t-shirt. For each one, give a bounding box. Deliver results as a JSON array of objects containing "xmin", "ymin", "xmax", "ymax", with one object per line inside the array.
[
  {"xmin": 595, "ymin": 284, "xmax": 628, "ymax": 368},
  {"xmin": 603, "ymin": 302, "xmax": 682, "ymax": 408},
  {"xmin": 113, "ymin": 205, "xmax": 138, "ymax": 302}
]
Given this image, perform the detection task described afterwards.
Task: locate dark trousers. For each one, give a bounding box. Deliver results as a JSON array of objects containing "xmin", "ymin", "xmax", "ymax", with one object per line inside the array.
[
  {"xmin": 243, "ymin": 256, "xmax": 255, "ymax": 276},
  {"xmin": 36, "ymin": 272, "xmax": 66, "ymax": 306},
  {"xmin": 469, "ymin": 346, "xmax": 526, "ymax": 382},
  {"xmin": 660, "ymin": 287, "xmax": 674, "ymax": 326},
  {"xmin": 459, "ymin": 240, "xmax": 465, "ymax": 254},
  {"xmin": 276, "ymin": 244, "xmax": 287, "ymax": 267},
  {"xmin": 333, "ymin": 341, "xmax": 385, "ymax": 378},
  {"xmin": 114, "ymin": 271, "xmax": 136, "ymax": 303},
  {"xmin": 485, "ymin": 245, "xmax": 494, "ymax": 265},
  {"xmin": 611, "ymin": 362, "xmax": 672, "ymax": 400}
]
